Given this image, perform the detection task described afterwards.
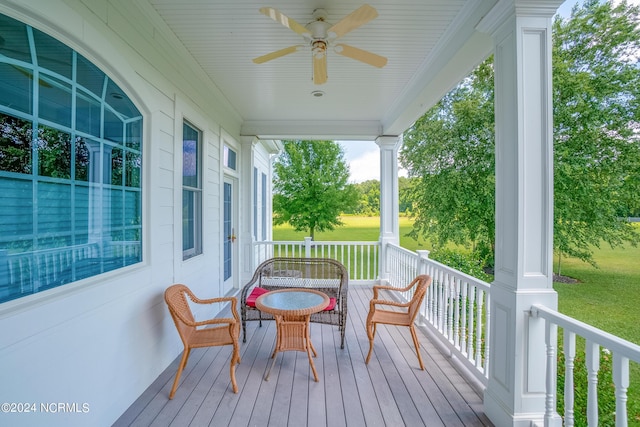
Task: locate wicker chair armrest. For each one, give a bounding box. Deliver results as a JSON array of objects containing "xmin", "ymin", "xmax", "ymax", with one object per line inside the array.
[
  {"xmin": 193, "ymin": 316, "xmax": 237, "ymax": 328},
  {"xmin": 369, "ymin": 298, "xmax": 410, "ymax": 310},
  {"xmin": 372, "ymin": 283, "xmax": 413, "ymax": 299},
  {"xmin": 190, "ymin": 295, "xmax": 235, "ymax": 305},
  {"xmin": 172, "ymin": 296, "xmax": 238, "ymax": 326}
]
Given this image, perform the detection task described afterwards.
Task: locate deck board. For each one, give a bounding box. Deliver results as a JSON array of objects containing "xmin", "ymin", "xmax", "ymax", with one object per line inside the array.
[{"xmin": 114, "ymin": 286, "xmax": 492, "ymax": 427}]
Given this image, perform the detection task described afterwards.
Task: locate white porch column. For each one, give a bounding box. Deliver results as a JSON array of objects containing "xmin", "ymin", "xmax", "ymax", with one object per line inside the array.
[
  {"xmin": 239, "ymin": 136, "xmax": 257, "ymax": 286},
  {"xmin": 376, "ymin": 136, "xmax": 400, "ymax": 283},
  {"xmin": 477, "ymin": 1, "xmax": 562, "ymax": 426}
]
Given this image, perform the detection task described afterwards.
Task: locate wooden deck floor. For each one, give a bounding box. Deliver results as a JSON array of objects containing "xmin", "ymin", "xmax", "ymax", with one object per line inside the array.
[{"xmin": 114, "ymin": 286, "xmax": 492, "ymax": 427}]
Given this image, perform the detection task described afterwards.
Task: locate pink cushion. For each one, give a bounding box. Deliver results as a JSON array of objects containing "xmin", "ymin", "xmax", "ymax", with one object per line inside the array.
[
  {"xmin": 246, "ymin": 287, "xmax": 269, "ymax": 307},
  {"xmin": 324, "ymin": 297, "xmax": 337, "ymax": 311}
]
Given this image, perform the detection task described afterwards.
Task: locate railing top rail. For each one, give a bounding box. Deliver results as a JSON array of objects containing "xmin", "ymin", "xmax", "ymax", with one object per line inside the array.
[
  {"xmin": 255, "ymin": 240, "xmax": 379, "ymax": 245},
  {"xmin": 416, "ymin": 258, "xmax": 492, "ymax": 293},
  {"xmin": 531, "ymin": 303, "xmax": 640, "ymax": 362},
  {"xmin": 386, "ymin": 243, "xmax": 417, "ymax": 257}
]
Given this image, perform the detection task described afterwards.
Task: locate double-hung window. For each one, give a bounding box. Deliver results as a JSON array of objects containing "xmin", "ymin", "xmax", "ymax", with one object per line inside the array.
[{"xmin": 182, "ymin": 122, "xmax": 202, "ymax": 259}]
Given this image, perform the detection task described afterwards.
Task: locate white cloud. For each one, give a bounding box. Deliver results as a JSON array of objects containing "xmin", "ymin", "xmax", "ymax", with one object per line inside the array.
[{"xmin": 347, "ymin": 149, "xmax": 380, "ymax": 183}]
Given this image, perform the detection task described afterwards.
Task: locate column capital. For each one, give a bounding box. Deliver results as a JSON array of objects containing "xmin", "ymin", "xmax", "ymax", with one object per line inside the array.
[
  {"xmin": 477, "ymin": 0, "xmax": 564, "ymax": 35},
  {"xmin": 375, "ymin": 135, "xmax": 401, "ymax": 149},
  {"xmin": 240, "ymin": 135, "xmax": 258, "ymax": 146}
]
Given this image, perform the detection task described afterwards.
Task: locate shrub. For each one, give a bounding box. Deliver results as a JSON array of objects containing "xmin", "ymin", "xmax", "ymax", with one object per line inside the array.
[{"xmin": 429, "ymin": 249, "xmax": 493, "ymax": 282}]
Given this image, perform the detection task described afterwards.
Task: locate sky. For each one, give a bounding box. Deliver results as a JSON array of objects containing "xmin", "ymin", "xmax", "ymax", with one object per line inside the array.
[{"xmin": 339, "ymin": 0, "xmax": 638, "ymax": 183}]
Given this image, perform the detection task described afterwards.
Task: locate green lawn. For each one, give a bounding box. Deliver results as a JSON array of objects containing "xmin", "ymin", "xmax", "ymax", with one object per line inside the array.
[{"xmin": 274, "ymin": 216, "xmax": 640, "ymax": 423}]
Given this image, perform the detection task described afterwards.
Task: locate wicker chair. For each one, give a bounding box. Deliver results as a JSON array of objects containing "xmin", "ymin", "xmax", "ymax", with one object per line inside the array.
[
  {"xmin": 241, "ymin": 257, "xmax": 348, "ymax": 348},
  {"xmin": 164, "ymin": 284, "xmax": 241, "ymax": 398},
  {"xmin": 365, "ymin": 274, "xmax": 432, "ymax": 370}
]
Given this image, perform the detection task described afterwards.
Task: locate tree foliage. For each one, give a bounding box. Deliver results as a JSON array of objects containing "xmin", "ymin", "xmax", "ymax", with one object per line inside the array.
[
  {"xmin": 552, "ymin": 0, "xmax": 640, "ymax": 268},
  {"xmin": 401, "ymin": 0, "xmax": 640, "ymax": 270},
  {"xmin": 272, "ymin": 140, "xmax": 357, "ymax": 239},
  {"xmin": 400, "ymin": 59, "xmax": 496, "ymax": 261}
]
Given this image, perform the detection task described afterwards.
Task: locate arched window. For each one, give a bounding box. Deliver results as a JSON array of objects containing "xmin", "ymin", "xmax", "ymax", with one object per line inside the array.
[{"xmin": 0, "ymin": 13, "xmax": 143, "ymax": 303}]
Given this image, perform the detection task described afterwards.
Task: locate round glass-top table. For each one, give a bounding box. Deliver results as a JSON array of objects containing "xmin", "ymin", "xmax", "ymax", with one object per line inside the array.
[{"xmin": 256, "ymin": 289, "xmax": 330, "ymax": 381}]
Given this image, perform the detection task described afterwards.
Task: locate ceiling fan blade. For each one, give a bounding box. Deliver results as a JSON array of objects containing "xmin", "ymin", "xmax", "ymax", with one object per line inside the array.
[
  {"xmin": 253, "ymin": 45, "xmax": 301, "ymax": 64},
  {"xmin": 259, "ymin": 7, "xmax": 310, "ymax": 37},
  {"xmin": 335, "ymin": 44, "xmax": 387, "ymax": 68},
  {"xmin": 313, "ymin": 54, "xmax": 327, "ymax": 85},
  {"xmin": 327, "ymin": 4, "xmax": 378, "ymax": 39}
]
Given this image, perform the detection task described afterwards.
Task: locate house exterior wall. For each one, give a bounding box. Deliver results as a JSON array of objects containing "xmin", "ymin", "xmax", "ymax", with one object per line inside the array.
[{"xmin": 0, "ymin": 0, "xmax": 269, "ymax": 425}]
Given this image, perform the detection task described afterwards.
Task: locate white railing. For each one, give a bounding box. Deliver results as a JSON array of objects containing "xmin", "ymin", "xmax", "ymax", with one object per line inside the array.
[
  {"xmin": 253, "ymin": 239, "xmax": 639, "ymax": 424},
  {"xmin": 254, "ymin": 237, "xmax": 380, "ymax": 284},
  {"xmin": 384, "ymin": 243, "xmax": 491, "ymax": 387},
  {"xmin": 531, "ymin": 304, "xmax": 640, "ymax": 427}
]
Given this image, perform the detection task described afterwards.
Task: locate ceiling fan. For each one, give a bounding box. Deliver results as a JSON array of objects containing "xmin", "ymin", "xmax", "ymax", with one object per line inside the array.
[{"xmin": 253, "ymin": 4, "xmax": 387, "ymax": 85}]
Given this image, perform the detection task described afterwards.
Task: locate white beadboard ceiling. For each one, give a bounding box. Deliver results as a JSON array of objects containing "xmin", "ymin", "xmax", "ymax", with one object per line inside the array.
[{"xmin": 147, "ymin": 0, "xmax": 498, "ymax": 140}]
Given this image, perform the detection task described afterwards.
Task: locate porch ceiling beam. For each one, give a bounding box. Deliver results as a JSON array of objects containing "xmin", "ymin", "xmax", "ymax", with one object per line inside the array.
[{"xmin": 240, "ymin": 120, "xmax": 382, "ymax": 141}]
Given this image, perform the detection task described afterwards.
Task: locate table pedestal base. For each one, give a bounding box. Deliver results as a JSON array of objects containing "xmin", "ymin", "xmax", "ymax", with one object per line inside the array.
[{"xmin": 265, "ymin": 314, "xmax": 319, "ymax": 382}]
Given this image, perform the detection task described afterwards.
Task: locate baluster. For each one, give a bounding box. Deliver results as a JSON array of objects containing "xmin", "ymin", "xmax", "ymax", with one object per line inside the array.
[
  {"xmin": 358, "ymin": 244, "xmax": 363, "ymax": 281},
  {"xmin": 544, "ymin": 321, "xmax": 558, "ymax": 426},
  {"xmin": 483, "ymin": 290, "xmax": 490, "ymax": 375},
  {"xmin": 436, "ymin": 270, "xmax": 442, "ymax": 330},
  {"xmin": 460, "ymin": 281, "xmax": 468, "ymax": 355},
  {"xmin": 585, "ymin": 340, "xmax": 600, "ymax": 427},
  {"xmin": 613, "ymin": 353, "xmax": 629, "ymax": 427},
  {"xmin": 564, "ymin": 330, "xmax": 576, "ymax": 427},
  {"xmin": 426, "ymin": 268, "xmax": 434, "ymax": 322},
  {"xmin": 467, "ymin": 286, "xmax": 476, "ymax": 358},
  {"xmin": 474, "ymin": 287, "xmax": 484, "ymax": 367},
  {"xmin": 453, "ymin": 278, "xmax": 461, "ymax": 348},
  {"xmin": 447, "ymin": 274, "xmax": 454, "ymax": 340}
]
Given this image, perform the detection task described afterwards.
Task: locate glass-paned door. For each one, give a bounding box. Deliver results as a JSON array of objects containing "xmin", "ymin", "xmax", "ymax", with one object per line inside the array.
[{"xmin": 223, "ymin": 179, "xmax": 235, "ymax": 293}]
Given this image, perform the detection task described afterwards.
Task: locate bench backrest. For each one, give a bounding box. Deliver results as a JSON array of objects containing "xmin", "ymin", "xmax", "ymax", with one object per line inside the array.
[{"xmin": 254, "ymin": 257, "xmax": 347, "ymax": 298}]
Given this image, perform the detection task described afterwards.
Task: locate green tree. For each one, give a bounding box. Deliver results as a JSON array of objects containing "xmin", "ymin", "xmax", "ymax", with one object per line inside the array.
[
  {"xmin": 352, "ymin": 179, "xmax": 380, "ymax": 216},
  {"xmin": 401, "ymin": 0, "xmax": 640, "ymax": 271},
  {"xmin": 273, "ymin": 140, "xmax": 358, "ymax": 239},
  {"xmin": 398, "ymin": 176, "xmax": 415, "ymax": 214},
  {"xmin": 400, "ymin": 58, "xmax": 495, "ymax": 261},
  {"xmin": 552, "ymin": 0, "xmax": 640, "ymax": 272}
]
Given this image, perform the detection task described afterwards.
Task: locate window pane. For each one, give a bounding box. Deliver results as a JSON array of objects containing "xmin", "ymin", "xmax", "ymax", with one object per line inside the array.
[
  {"xmin": 37, "ymin": 126, "xmax": 71, "ymax": 179},
  {"xmin": 37, "ymin": 182, "xmax": 72, "ymax": 235},
  {"xmin": 126, "ymin": 119, "xmax": 142, "ymax": 150},
  {"xmin": 110, "ymin": 188, "xmax": 123, "ymax": 228},
  {"xmin": 33, "ymin": 28, "xmax": 73, "ymax": 79},
  {"xmin": 105, "ymin": 80, "xmax": 138, "ymax": 119},
  {"xmin": 0, "ymin": 15, "xmax": 31, "ymax": 63},
  {"xmin": 104, "ymin": 109, "xmax": 123, "ymax": 143},
  {"xmin": 74, "ymin": 185, "xmax": 89, "ymax": 234},
  {"xmin": 183, "ymin": 123, "xmax": 199, "ymax": 187},
  {"xmin": 76, "ymin": 54, "xmax": 105, "ymax": 97},
  {"xmin": 261, "ymin": 173, "xmax": 267, "ymax": 240},
  {"xmin": 183, "ymin": 189, "xmax": 195, "ymax": 252},
  {"xmin": 39, "ymin": 74, "xmax": 71, "ymax": 127},
  {"xmin": 253, "ymin": 168, "xmax": 258, "ymax": 240},
  {"xmin": 76, "ymin": 90, "xmax": 101, "ymax": 137},
  {"xmin": 74, "ymin": 137, "xmax": 91, "ymax": 181},
  {"xmin": 0, "ymin": 177, "xmax": 33, "ymax": 239},
  {"xmin": 223, "ymin": 145, "xmax": 237, "ymax": 170},
  {"xmin": 0, "ymin": 63, "xmax": 33, "ymax": 114},
  {"xmin": 125, "ymin": 150, "xmax": 141, "ymax": 188},
  {"xmin": 0, "ymin": 112, "xmax": 32, "ymax": 174},
  {"xmin": 125, "ymin": 190, "xmax": 141, "ymax": 226},
  {"xmin": 111, "ymin": 146, "xmax": 123, "ymax": 185}
]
